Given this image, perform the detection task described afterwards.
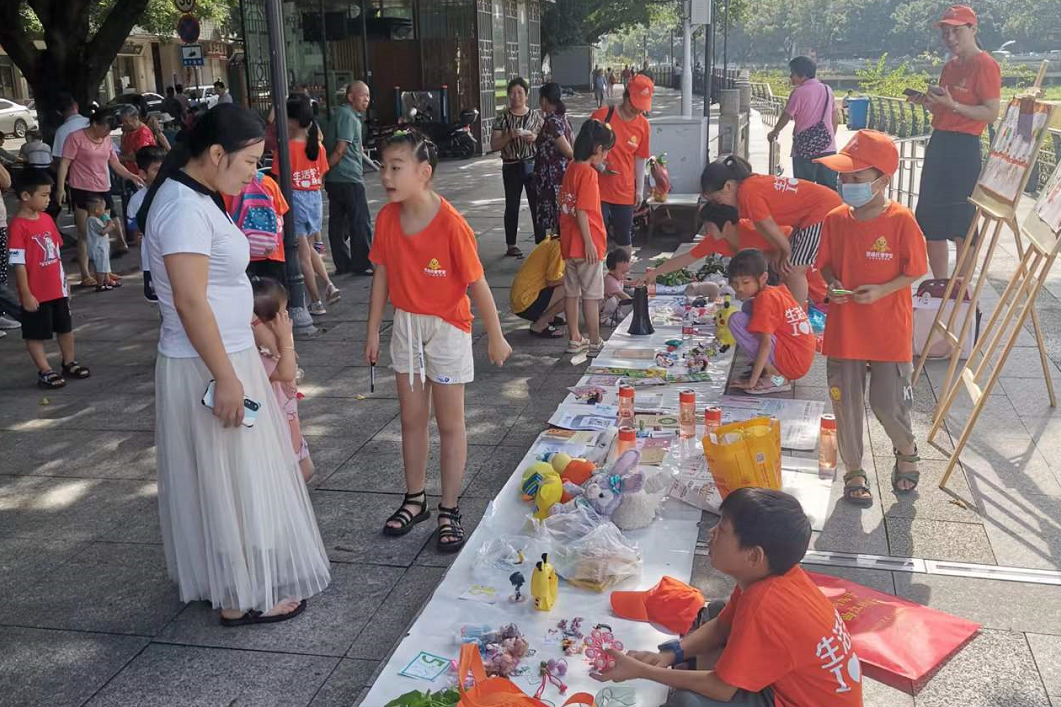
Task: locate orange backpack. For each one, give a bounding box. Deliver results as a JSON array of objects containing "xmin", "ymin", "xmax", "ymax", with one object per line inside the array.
[{"xmin": 456, "ymin": 643, "xmax": 595, "ymax": 707}]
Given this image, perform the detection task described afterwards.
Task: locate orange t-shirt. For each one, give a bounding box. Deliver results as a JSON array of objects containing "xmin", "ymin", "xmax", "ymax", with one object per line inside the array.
[
  {"xmin": 558, "ymin": 162, "xmax": 607, "ymax": 260},
  {"xmin": 222, "ymin": 175, "xmax": 289, "ymax": 264},
  {"xmin": 747, "ymin": 285, "xmax": 816, "ymax": 380},
  {"xmin": 691, "ymin": 221, "xmax": 791, "ymax": 259},
  {"xmin": 932, "ymin": 52, "xmax": 1001, "ymax": 135},
  {"xmin": 815, "ymin": 201, "xmax": 928, "ymax": 362},
  {"xmin": 715, "ymin": 566, "xmax": 863, "ymax": 707},
  {"xmin": 590, "ymin": 106, "xmax": 650, "ymax": 205},
  {"xmin": 738, "ymin": 175, "xmax": 843, "ymax": 230},
  {"xmin": 369, "ymin": 198, "xmax": 484, "ymax": 332},
  {"xmin": 270, "ymin": 139, "xmax": 330, "ymax": 190}
]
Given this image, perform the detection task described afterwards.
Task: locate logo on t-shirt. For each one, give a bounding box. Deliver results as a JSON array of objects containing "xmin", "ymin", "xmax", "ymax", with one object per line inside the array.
[
  {"xmin": 627, "ymin": 135, "xmax": 639, "ymax": 149},
  {"xmin": 773, "ymin": 177, "xmax": 799, "ymax": 194},
  {"xmin": 559, "ymin": 190, "xmax": 577, "ymax": 216},
  {"xmin": 866, "ymin": 236, "xmax": 893, "ymax": 261},
  {"xmin": 424, "ymin": 258, "xmax": 447, "ymax": 277},
  {"xmin": 784, "ymin": 305, "xmax": 813, "ymax": 336},
  {"xmin": 31, "ymin": 233, "xmax": 61, "ymax": 266}
]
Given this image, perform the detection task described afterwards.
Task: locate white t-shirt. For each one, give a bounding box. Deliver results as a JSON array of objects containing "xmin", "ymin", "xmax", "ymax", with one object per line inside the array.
[
  {"xmin": 52, "ymin": 114, "xmax": 91, "ymax": 159},
  {"xmin": 217, "ymin": 92, "xmax": 233, "ymax": 104},
  {"xmin": 146, "ymin": 177, "xmax": 254, "ymax": 358}
]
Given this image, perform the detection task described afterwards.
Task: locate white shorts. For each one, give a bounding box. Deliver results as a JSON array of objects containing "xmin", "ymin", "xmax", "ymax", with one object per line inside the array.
[{"xmin": 390, "ymin": 309, "xmax": 475, "ymax": 386}]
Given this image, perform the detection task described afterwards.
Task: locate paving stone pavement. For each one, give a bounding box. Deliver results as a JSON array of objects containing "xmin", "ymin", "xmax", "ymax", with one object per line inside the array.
[{"xmin": 1, "ymin": 88, "xmax": 1059, "ymax": 706}]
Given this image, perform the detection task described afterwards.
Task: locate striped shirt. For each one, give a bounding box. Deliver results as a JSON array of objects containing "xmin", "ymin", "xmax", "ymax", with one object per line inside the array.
[{"xmin": 494, "ymin": 109, "xmax": 544, "ymax": 163}]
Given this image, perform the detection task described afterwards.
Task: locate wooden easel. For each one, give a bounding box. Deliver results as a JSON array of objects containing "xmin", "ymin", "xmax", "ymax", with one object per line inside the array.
[
  {"xmin": 913, "ymin": 91, "xmax": 1059, "ymax": 418},
  {"xmin": 934, "ymin": 160, "xmax": 1061, "ymax": 489}
]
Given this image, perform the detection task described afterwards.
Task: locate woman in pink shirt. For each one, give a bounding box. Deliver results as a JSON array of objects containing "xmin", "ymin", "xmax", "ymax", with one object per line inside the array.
[
  {"xmin": 766, "ymin": 56, "xmax": 841, "ymax": 190},
  {"xmin": 57, "ymin": 109, "xmax": 144, "ymax": 286}
]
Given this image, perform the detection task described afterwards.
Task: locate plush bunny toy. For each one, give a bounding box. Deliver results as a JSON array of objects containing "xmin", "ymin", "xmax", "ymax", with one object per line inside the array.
[{"xmin": 552, "ymin": 450, "xmax": 643, "ymax": 518}]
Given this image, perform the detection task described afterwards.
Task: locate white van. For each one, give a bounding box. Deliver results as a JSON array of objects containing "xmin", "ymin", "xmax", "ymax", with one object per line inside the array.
[{"xmin": 184, "ymin": 85, "xmax": 219, "ymax": 109}]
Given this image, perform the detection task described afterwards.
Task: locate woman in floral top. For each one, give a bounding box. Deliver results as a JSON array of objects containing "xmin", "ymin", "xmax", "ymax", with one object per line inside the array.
[{"xmin": 533, "ymin": 82, "xmax": 574, "ymax": 244}]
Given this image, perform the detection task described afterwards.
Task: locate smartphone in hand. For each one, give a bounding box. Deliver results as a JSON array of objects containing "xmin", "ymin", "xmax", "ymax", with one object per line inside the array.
[
  {"xmin": 903, "ymin": 88, "xmax": 926, "ymax": 102},
  {"xmin": 201, "ymin": 380, "xmax": 261, "ymax": 427}
]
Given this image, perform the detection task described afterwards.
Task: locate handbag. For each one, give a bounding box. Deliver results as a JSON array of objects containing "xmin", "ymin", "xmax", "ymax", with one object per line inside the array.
[
  {"xmin": 456, "ymin": 644, "xmax": 594, "ymax": 707},
  {"xmin": 792, "ymin": 85, "xmax": 834, "ymax": 159}
]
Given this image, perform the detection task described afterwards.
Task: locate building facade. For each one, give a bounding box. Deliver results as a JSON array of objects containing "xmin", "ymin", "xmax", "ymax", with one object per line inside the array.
[{"xmin": 238, "ymin": 0, "xmax": 541, "ymax": 151}]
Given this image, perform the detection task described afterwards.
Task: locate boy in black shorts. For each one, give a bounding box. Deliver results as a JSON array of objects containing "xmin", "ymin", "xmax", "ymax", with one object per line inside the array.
[{"xmin": 8, "ymin": 169, "xmax": 91, "ymax": 389}]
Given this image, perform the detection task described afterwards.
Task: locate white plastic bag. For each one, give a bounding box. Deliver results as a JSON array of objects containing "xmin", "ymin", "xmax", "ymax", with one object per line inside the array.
[{"xmin": 551, "ymin": 521, "xmax": 641, "ymax": 592}]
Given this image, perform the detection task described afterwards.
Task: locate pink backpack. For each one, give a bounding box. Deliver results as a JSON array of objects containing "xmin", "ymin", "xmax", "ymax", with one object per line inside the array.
[{"xmin": 231, "ymin": 175, "xmax": 280, "ymax": 257}]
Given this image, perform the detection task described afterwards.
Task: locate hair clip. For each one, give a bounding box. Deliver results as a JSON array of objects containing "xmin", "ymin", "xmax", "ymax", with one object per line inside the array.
[{"xmin": 392, "ymin": 129, "xmax": 410, "ymax": 137}]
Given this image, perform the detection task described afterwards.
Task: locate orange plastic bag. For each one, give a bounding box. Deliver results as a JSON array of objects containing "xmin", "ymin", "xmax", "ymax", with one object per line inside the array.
[
  {"xmin": 702, "ymin": 416, "xmax": 782, "ymax": 498},
  {"xmin": 456, "ymin": 643, "xmax": 594, "ymax": 707}
]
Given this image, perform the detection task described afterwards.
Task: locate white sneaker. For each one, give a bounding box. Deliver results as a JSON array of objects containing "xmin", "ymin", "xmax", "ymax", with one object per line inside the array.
[
  {"xmin": 308, "ymin": 300, "xmax": 327, "ymax": 316},
  {"xmin": 325, "ymin": 284, "xmax": 341, "ymax": 304},
  {"xmin": 0, "ymin": 315, "xmax": 19, "ymax": 330}
]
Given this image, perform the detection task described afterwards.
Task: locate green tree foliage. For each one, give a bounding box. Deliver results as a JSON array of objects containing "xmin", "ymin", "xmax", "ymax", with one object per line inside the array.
[
  {"xmin": 854, "ymin": 53, "xmax": 931, "ymax": 96},
  {"xmin": 542, "ymin": 0, "xmax": 680, "ymax": 59}
]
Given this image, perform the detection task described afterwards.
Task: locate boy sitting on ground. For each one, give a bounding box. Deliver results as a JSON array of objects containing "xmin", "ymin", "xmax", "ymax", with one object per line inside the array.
[
  {"xmin": 601, "ymin": 247, "xmax": 633, "ymax": 325},
  {"xmin": 593, "ymin": 488, "xmax": 863, "ymax": 707},
  {"xmin": 726, "ymin": 248, "xmax": 816, "ymax": 395}
]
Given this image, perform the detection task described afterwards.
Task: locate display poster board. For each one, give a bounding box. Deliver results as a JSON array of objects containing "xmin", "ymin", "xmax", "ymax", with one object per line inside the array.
[{"xmin": 976, "ymin": 98, "xmax": 1057, "ymax": 206}]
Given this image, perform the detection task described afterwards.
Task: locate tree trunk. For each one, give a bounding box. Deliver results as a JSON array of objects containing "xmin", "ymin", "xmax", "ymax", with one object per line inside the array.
[{"xmin": 0, "ymin": 0, "xmax": 151, "ymax": 144}]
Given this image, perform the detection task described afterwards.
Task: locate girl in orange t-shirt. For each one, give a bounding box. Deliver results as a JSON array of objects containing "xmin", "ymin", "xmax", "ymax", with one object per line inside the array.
[
  {"xmin": 365, "ymin": 130, "xmax": 512, "ymax": 553},
  {"xmin": 700, "ymin": 155, "xmax": 842, "ymax": 309},
  {"xmin": 271, "ymin": 94, "xmax": 341, "ymax": 315}
]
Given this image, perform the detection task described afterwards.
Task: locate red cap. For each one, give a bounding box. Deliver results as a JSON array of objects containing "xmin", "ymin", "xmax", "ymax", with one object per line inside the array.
[
  {"xmin": 611, "ymin": 576, "xmax": 705, "ymax": 635},
  {"xmin": 618, "ymin": 426, "xmax": 636, "ymax": 441},
  {"xmin": 619, "ymin": 384, "xmax": 635, "ymax": 399},
  {"xmin": 680, "ymin": 389, "xmax": 696, "ymax": 403},
  {"xmin": 627, "ymin": 74, "xmax": 654, "ymax": 112},
  {"xmin": 936, "ymin": 4, "xmax": 977, "ymax": 26},
  {"xmin": 815, "ymin": 130, "xmax": 900, "ymax": 177},
  {"xmin": 821, "ymin": 414, "xmax": 837, "ymax": 431}
]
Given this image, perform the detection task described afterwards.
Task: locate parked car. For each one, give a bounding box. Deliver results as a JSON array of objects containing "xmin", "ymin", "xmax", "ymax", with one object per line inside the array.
[
  {"xmin": 184, "ymin": 85, "xmax": 219, "ymax": 109},
  {"xmin": 0, "ymin": 97, "xmax": 39, "ymax": 138},
  {"xmin": 18, "ymin": 98, "xmax": 37, "ymax": 122},
  {"xmin": 106, "ymin": 92, "xmax": 164, "ymax": 118}
]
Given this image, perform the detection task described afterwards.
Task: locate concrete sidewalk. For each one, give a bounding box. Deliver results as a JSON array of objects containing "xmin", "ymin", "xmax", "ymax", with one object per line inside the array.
[{"xmin": 1, "ymin": 87, "xmax": 1060, "ymax": 706}]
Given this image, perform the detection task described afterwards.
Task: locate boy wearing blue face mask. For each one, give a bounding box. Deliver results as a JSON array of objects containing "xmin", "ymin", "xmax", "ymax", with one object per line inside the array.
[{"xmin": 813, "ymin": 130, "xmax": 928, "ymax": 508}]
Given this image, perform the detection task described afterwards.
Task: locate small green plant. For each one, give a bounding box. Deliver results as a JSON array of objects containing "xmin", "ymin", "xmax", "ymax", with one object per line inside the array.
[
  {"xmin": 385, "ymin": 688, "xmax": 461, "ymax": 707},
  {"xmin": 855, "ymin": 54, "xmax": 931, "ymax": 97}
]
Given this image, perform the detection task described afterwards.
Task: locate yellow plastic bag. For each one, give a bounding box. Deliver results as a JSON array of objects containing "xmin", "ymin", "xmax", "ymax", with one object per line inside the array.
[{"xmin": 702, "ymin": 417, "xmax": 782, "ymax": 498}]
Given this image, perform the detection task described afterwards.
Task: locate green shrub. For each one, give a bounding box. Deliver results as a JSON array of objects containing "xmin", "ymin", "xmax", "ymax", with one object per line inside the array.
[{"xmin": 856, "ymin": 54, "xmax": 931, "ymax": 97}]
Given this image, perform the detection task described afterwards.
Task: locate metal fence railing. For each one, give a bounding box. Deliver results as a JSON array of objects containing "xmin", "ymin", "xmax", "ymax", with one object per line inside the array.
[
  {"xmin": 748, "ymin": 83, "xmax": 1061, "ymax": 199},
  {"xmin": 648, "ymin": 65, "xmax": 741, "ymax": 104}
]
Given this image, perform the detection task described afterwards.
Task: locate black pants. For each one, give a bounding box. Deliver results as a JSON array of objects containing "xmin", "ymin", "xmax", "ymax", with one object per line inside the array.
[
  {"xmin": 502, "ymin": 160, "xmax": 537, "ymax": 247},
  {"xmin": 325, "ymin": 180, "xmax": 374, "ymax": 273}
]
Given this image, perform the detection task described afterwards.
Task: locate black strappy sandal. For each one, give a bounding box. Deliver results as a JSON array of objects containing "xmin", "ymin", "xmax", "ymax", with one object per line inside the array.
[
  {"xmin": 436, "ymin": 504, "xmax": 466, "ymax": 553},
  {"xmin": 61, "ymin": 360, "xmax": 91, "ymax": 379},
  {"xmin": 382, "ymin": 490, "xmax": 430, "ymax": 536},
  {"xmin": 892, "ymin": 447, "xmax": 921, "ymax": 494},
  {"xmin": 842, "ymin": 470, "xmax": 874, "ymax": 508},
  {"xmin": 37, "ymin": 369, "xmax": 66, "ymax": 389}
]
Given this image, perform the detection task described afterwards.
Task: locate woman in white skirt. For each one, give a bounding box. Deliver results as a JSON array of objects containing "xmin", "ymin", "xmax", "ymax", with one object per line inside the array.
[{"xmin": 138, "ymin": 103, "xmax": 330, "ymax": 626}]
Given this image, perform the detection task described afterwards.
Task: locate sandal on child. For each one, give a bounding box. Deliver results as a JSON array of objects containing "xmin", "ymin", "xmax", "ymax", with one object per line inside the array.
[
  {"xmin": 892, "ymin": 447, "xmax": 921, "ymax": 494},
  {"xmin": 37, "ymin": 370, "xmax": 66, "ymax": 389},
  {"xmin": 62, "ymin": 360, "xmax": 91, "ymax": 379},
  {"xmin": 436, "ymin": 504, "xmax": 466, "ymax": 553},
  {"xmin": 565, "ymin": 339, "xmax": 588, "ymax": 355},
  {"xmin": 382, "ymin": 490, "xmax": 430, "ymax": 536},
  {"xmin": 842, "ymin": 470, "xmax": 874, "ymax": 508}
]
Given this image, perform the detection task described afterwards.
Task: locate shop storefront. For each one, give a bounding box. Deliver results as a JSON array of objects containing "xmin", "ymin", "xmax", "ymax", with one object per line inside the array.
[{"xmin": 238, "ymin": 0, "xmax": 541, "ymax": 151}]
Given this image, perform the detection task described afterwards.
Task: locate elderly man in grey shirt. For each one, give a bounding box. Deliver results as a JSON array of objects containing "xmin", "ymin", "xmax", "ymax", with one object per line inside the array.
[{"xmin": 324, "ymin": 80, "xmax": 374, "ymax": 276}]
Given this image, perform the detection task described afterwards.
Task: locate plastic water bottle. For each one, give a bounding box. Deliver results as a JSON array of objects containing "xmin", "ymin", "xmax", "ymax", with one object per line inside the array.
[
  {"xmin": 819, "ymin": 414, "xmax": 838, "ymax": 478},
  {"xmin": 617, "ymin": 384, "xmax": 635, "ymax": 426},
  {"xmin": 704, "ymin": 406, "xmax": 723, "ymax": 438},
  {"xmin": 679, "ymin": 389, "xmax": 697, "ymax": 439},
  {"xmin": 682, "ymin": 307, "xmax": 694, "ymax": 341}
]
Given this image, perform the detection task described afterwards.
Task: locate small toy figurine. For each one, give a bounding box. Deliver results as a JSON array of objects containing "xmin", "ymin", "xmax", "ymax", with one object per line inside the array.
[
  {"xmin": 714, "ymin": 295, "xmax": 736, "ymax": 352},
  {"xmin": 530, "ymin": 553, "xmax": 558, "ymax": 611},
  {"xmin": 509, "ymin": 572, "xmax": 526, "ymax": 603}
]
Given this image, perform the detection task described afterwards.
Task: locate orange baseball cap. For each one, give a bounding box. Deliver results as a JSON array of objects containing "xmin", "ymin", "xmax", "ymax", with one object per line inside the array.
[
  {"xmin": 611, "ymin": 576, "xmax": 704, "ymax": 635},
  {"xmin": 936, "ymin": 4, "xmax": 977, "ymax": 26},
  {"xmin": 627, "ymin": 74, "xmax": 654, "ymax": 112},
  {"xmin": 814, "ymin": 130, "xmax": 900, "ymax": 177}
]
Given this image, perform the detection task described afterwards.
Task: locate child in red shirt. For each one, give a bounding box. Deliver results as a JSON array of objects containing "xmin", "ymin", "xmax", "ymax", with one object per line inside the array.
[
  {"xmin": 726, "ymin": 249, "xmax": 816, "ymax": 395},
  {"xmin": 8, "ymin": 169, "xmax": 90, "ymax": 389},
  {"xmin": 558, "ymin": 119, "xmax": 615, "ymax": 358},
  {"xmin": 595, "ymin": 488, "xmax": 863, "ymax": 707},
  {"xmin": 815, "ymin": 130, "xmax": 928, "ymax": 506},
  {"xmin": 366, "ymin": 130, "xmax": 511, "ymax": 553}
]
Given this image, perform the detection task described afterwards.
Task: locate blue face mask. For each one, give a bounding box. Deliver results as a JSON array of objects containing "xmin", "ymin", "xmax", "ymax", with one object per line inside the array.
[{"xmin": 839, "ymin": 180, "xmax": 879, "ymax": 208}]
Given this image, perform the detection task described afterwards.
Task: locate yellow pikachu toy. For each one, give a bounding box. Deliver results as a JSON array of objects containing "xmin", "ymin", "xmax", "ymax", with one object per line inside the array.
[
  {"xmin": 715, "ymin": 295, "xmax": 737, "ymax": 353},
  {"xmin": 530, "ymin": 553, "xmax": 558, "ymax": 611}
]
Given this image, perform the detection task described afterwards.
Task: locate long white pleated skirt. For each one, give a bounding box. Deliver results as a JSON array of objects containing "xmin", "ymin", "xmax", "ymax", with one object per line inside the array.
[{"xmin": 155, "ymin": 346, "xmax": 331, "ymax": 612}]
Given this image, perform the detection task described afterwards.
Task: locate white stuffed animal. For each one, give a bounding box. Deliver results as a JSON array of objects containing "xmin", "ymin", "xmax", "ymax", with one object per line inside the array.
[{"xmin": 610, "ymin": 465, "xmax": 672, "ymax": 530}]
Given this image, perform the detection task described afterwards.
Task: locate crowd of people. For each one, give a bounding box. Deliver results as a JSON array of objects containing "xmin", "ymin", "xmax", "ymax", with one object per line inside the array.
[{"xmin": 0, "ymin": 4, "xmax": 1009, "ymax": 703}]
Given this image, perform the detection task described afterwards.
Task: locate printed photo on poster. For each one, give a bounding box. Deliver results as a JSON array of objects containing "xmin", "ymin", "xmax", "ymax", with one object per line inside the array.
[{"xmin": 978, "ymin": 98, "xmax": 1055, "ymax": 205}]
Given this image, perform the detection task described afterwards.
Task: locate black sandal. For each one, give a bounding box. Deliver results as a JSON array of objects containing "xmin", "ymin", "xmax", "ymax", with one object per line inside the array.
[
  {"xmin": 529, "ymin": 325, "xmax": 564, "ymax": 339},
  {"xmin": 37, "ymin": 370, "xmax": 66, "ymax": 389},
  {"xmin": 220, "ymin": 599, "xmax": 307, "ymax": 627},
  {"xmin": 382, "ymin": 490, "xmax": 430, "ymax": 536},
  {"xmin": 842, "ymin": 470, "xmax": 874, "ymax": 508},
  {"xmin": 892, "ymin": 447, "xmax": 921, "ymax": 494},
  {"xmin": 505, "ymin": 246, "xmax": 524, "ymax": 259},
  {"xmin": 61, "ymin": 360, "xmax": 91, "ymax": 379},
  {"xmin": 436, "ymin": 504, "xmax": 466, "ymax": 553}
]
